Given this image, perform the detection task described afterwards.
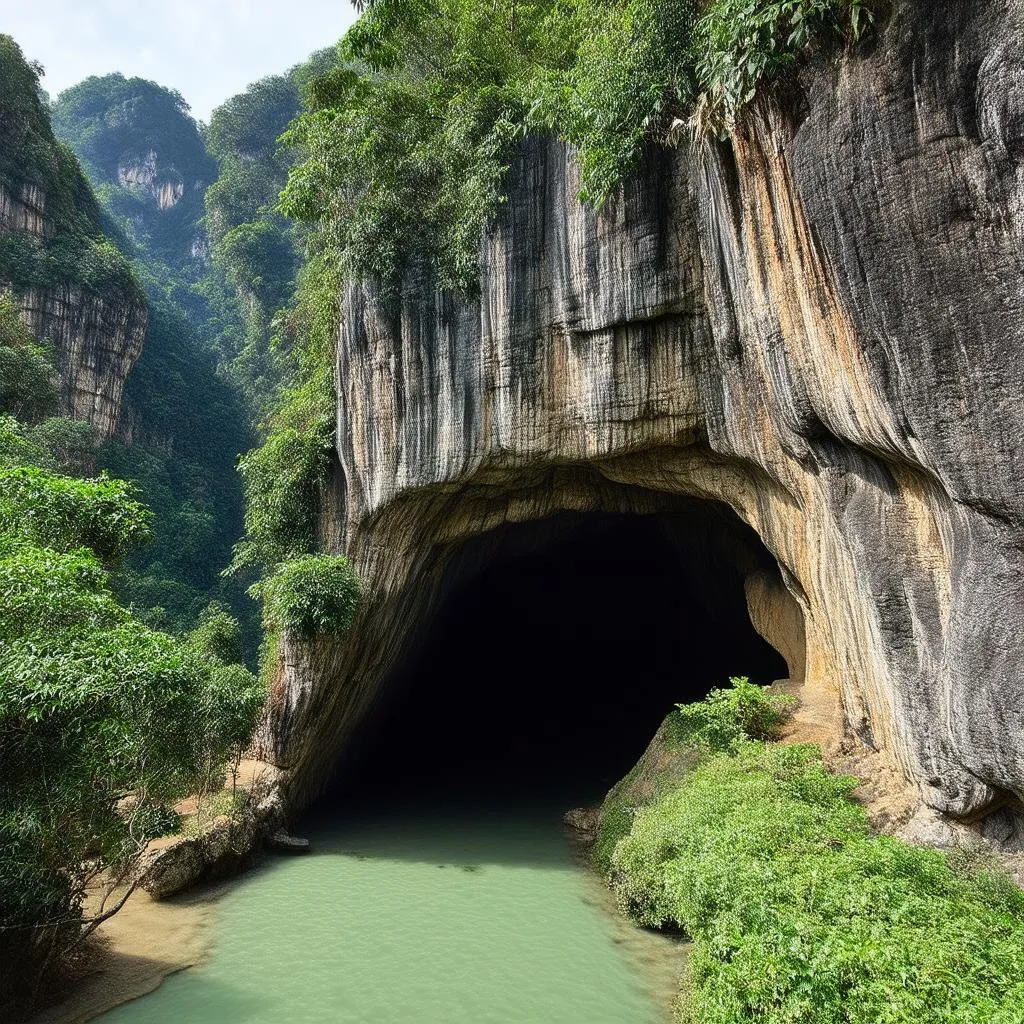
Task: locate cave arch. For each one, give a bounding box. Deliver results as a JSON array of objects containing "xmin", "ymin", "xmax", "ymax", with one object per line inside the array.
[{"xmin": 307, "ymin": 495, "xmax": 801, "ymax": 807}]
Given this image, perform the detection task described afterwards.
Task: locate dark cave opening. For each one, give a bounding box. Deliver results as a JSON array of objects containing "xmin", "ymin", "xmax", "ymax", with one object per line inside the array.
[{"xmin": 323, "ymin": 504, "xmax": 789, "ymax": 812}]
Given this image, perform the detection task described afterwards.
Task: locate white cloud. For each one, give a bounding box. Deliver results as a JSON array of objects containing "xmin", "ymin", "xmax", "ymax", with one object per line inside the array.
[{"xmin": 0, "ymin": 0, "xmax": 358, "ymax": 121}]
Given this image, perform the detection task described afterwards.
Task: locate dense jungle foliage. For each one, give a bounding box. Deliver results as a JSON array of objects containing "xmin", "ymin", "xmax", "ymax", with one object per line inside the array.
[
  {"xmin": 280, "ymin": 0, "xmax": 873, "ymax": 293},
  {"xmin": 44, "ymin": 71, "xmax": 255, "ymax": 641},
  {"xmin": 601, "ymin": 680, "xmax": 1024, "ymax": 1023},
  {"xmin": 203, "ymin": 49, "xmax": 337, "ymax": 420},
  {"xmin": 0, "ymin": 297, "xmax": 264, "ymax": 1016}
]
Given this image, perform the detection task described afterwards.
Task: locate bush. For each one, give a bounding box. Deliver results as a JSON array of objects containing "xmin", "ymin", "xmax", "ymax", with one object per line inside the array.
[
  {"xmin": 694, "ymin": 0, "xmax": 872, "ymax": 127},
  {"xmin": 0, "ymin": 540, "xmax": 124, "ymax": 639},
  {"xmin": 189, "ymin": 601, "xmax": 247, "ymax": 667},
  {"xmin": 0, "ymin": 447, "xmax": 265, "ymax": 1013},
  {"xmin": 676, "ymin": 675, "xmax": 797, "ymax": 753},
  {"xmin": 26, "ymin": 416, "xmax": 96, "ymax": 473},
  {"xmin": 0, "ymin": 295, "xmax": 58, "ymax": 423},
  {"xmin": 0, "ymin": 415, "xmax": 47, "ymax": 468},
  {"xmin": 258, "ymin": 553, "xmax": 361, "ymax": 639},
  {"xmin": 231, "ymin": 421, "xmax": 332, "ymax": 573},
  {"xmin": 0, "ymin": 465, "xmax": 151, "ymax": 561},
  {"xmin": 230, "ymin": 359, "xmax": 335, "ymax": 576},
  {"xmin": 532, "ymin": 0, "xmax": 698, "ymax": 205},
  {"xmin": 607, "ymin": 727, "xmax": 1024, "ymax": 1021}
]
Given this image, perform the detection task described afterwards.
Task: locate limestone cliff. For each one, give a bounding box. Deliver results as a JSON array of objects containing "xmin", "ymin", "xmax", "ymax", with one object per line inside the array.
[
  {"xmin": 266, "ymin": 1, "xmax": 1024, "ymax": 844},
  {"xmin": 0, "ymin": 180, "xmax": 146, "ymax": 437},
  {"xmin": 1, "ymin": 38, "xmax": 147, "ymax": 436}
]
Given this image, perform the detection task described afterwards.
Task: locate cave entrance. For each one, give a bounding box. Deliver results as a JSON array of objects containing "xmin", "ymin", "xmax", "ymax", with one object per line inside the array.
[{"xmin": 325, "ymin": 499, "xmax": 791, "ymax": 810}]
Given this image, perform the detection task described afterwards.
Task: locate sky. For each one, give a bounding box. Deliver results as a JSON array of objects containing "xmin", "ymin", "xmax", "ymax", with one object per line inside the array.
[{"xmin": 0, "ymin": 1, "xmax": 359, "ymax": 121}]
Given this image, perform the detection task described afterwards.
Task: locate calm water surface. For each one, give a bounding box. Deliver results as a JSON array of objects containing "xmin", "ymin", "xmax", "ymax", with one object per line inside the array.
[{"xmin": 100, "ymin": 804, "xmax": 672, "ymax": 1023}]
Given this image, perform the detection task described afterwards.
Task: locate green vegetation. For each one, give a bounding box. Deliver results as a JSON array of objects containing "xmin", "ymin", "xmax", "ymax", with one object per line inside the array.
[
  {"xmin": 593, "ymin": 711, "xmax": 701, "ymax": 873},
  {"xmin": 51, "ymin": 73, "xmax": 215, "ymax": 274},
  {"xmin": 47, "ymin": 72, "xmax": 259, "ymax": 643},
  {"xmin": 48, "ymin": 53, "xmax": 355, "ymax": 649},
  {"xmin": 0, "ymin": 466, "xmax": 150, "ymax": 559},
  {"xmin": 593, "ymin": 678, "xmax": 794, "ymax": 872},
  {"xmin": 258, "ymin": 554, "xmax": 362, "ymax": 639},
  {"xmin": 675, "ymin": 674, "xmax": 797, "ymax": 753},
  {"xmin": 280, "ymin": 0, "xmax": 872, "ymax": 292},
  {"xmin": 96, "ymin": 288, "xmax": 255, "ymax": 638},
  {"xmin": 601, "ymin": 680, "xmax": 1024, "ymax": 1022},
  {"xmin": 46, "ymin": 45, "xmax": 363, "ymax": 667},
  {"xmin": 0, "ymin": 37, "xmax": 144, "ymax": 305},
  {"xmin": 221, "ymin": 252, "xmax": 352, "ymax": 668},
  {"xmin": 202, "ymin": 60, "xmax": 330, "ymax": 417},
  {"xmin": 0, "ymin": 294, "xmax": 57, "ymax": 421},
  {"xmin": 230, "ymin": 355, "xmax": 334, "ymax": 576},
  {"xmin": 0, "ymin": 328, "xmax": 263, "ymax": 1016}
]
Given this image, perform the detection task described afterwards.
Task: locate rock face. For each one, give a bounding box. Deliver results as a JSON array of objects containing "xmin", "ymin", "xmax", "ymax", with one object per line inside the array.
[
  {"xmin": 137, "ymin": 763, "xmax": 284, "ymax": 899},
  {"xmin": 264, "ymin": 2, "xmax": 1024, "ymax": 842},
  {"xmin": 118, "ymin": 150, "xmax": 187, "ymax": 211},
  {"xmin": 17, "ymin": 280, "xmax": 146, "ymax": 436},
  {"xmin": 0, "ymin": 183, "xmax": 147, "ymax": 437},
  {"xmin": 0, "ymin": 182, "xmax": 49, "ymax": 238}
]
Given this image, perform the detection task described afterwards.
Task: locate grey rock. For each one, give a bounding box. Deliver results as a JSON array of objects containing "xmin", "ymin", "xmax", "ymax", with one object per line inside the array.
[
  {"xmin": 1, "ymin": 182, "xmax": 146, "ymax": 437},
  {"xmin": 260, "ymin": 2, "xmax": 1024, "ymax": 841},
  {"xmin": 269, "ymin": 830, "xmax": 310, "ymax": 854},
  {"xmin": 138, "ymin": 813, "xmax": 263, "ymax": 899}
]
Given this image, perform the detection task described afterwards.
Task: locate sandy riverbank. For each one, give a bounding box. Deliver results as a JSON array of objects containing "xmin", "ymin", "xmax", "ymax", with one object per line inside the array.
[{"xmin": 32, "ymin": 874, "xmax": 226, "ymax": 1024}]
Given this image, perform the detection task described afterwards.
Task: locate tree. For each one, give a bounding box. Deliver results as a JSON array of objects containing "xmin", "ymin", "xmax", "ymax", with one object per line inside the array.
[
  {"xmin": 0, "ymin": 353, "xmax": 264, "ymax": 1017},
  {"xmin": 0, "ymin": 296, "xmax": 57, "ymax": 423}
]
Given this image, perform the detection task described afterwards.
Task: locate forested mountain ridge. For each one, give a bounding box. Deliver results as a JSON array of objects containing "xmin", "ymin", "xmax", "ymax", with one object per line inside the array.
[
  {"xmin": 46, "ymin": 53, "xmax": 343, "ymax": 639},
  {"xmin": 47, "ymin": 76, "xmax": 252, "ymax": 637},
  {"xmin": 52, "ymin": 74, "xmax": 216, "ymax": 284}
]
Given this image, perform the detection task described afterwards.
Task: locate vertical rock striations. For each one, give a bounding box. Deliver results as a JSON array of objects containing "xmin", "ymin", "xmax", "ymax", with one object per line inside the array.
[
  {"xmin": 16, "ymin": 277, "xmax": 146, "ymax": 436},
  {"xmin": 0, "ymin": 181, "xmax": 146, "ymax": 437},
  {"xmin": 266, "ymin": 2, "xmax": 1024, "ymax": 843},
  {"xmin": 1, "ymin": 40, "xmax": 147, "ymax": 437}
]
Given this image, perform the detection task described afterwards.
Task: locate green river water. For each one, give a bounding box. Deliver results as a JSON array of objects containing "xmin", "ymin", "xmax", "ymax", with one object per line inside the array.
[{"xmin": 99, "ymin": 804, "xmax": 678, "ymax": 1023}]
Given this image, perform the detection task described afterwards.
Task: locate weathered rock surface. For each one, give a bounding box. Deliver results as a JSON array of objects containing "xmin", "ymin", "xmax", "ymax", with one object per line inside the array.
[
  {"xmin": 263, "ymin": 2, "xmax": 1024, "ymax": 842},
  {"xmin": 17, "ymin": 281, "xmax": 146, "ymax": 436},
  {"xmin": 0, "ymin": 182, "xmax": 146, "ymax": 437},
  {"xmin": 138, "ymin": 764, "xmax": 284, "ymax": 898},
  {"xmin": 117, "ymin": 149, "xmax": 186, "ymax": 210},
  {"xmin": 0, "ymin": 181, "xmax": 49, "ymax": 238},
  {"xmin": 139, "ymin": 815, "xmax": 259, "ymax": 900}
]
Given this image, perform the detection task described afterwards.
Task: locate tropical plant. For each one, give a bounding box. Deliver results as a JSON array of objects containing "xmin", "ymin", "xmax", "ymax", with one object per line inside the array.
[
  {"xmin": 675, "ymin": 674, "xmax": 796, "ymax": 753},
  {"xmin": 602, "ymin": 684, "xmax": 1024, "ymax": 1022},
  {"xmin": 257, "ymin": 553, "xmax": 362, "ymax": 639}
]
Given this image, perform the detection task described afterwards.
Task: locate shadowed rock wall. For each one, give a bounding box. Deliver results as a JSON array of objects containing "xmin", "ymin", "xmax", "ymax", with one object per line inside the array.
[{"xmin": 266, "ymin": 1, "xmax": 1024, "ymax": 842}]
